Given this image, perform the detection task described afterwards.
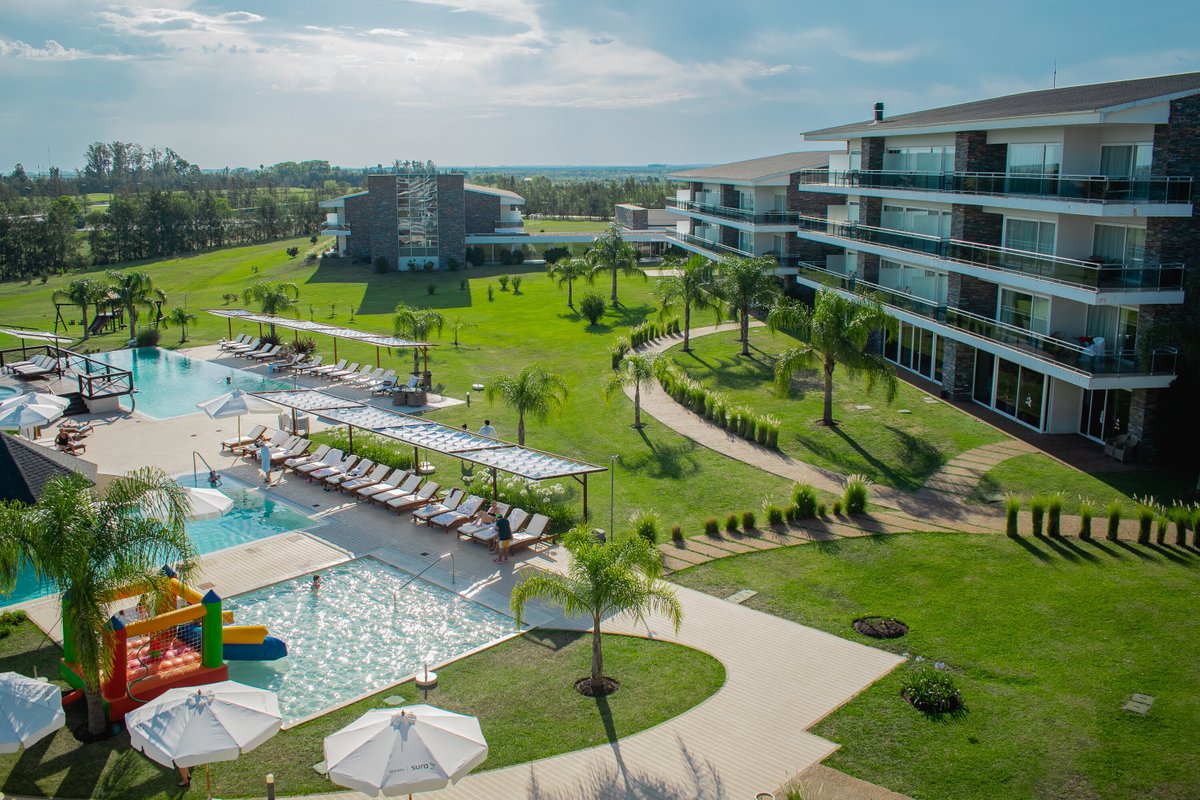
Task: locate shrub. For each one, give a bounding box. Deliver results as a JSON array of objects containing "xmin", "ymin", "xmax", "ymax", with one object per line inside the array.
[
  {"xmin": 459, "ymin": 280, "xmax": 467, "ymax": 291},
  {"xmin": 784, "ymin": 505, "xmax": 798, "ymax": 524},
  {"xmin": 1005, "ymin": 496, "xmax": 1020, "ymax": 537},
  {"xmin": 671, "ymin": 524, "xmax": 683, "ymax": 542},
  {"xmin": 498, "ymin": 274, "xmax": 510, "ymax": 290},
  {"xmin": 0, "ymin": 610, "xmax": 28, "ymax": 640},
  {"xmin": 741, "ymin": 510, "xmax": 756, "ymax": 530},
  {"xmin": 406, "ymin": 259, "xmax": 417, "ymax": 271},
  {"xmin": 447, "ymin": 257, "xmax": 460, "ymax": 271},
  {"xmin": 1046, "ymin": 493, "xmax": 1063, "ymax": 538},
  {"xmin": 901, "ymin": 665, "xmax": 962, "ymax": 714},
  {"xmin": 135, "ymin": 327, "xmax": 161, "ymax": 347},
  {"xmin": 765, "ymin": 505, "xmax": 785, "ymax": 526},
  {"xmin": 704, "ymin": 518, "xmax": 720, "ymax": 536},
  {"xmin": 423, "ymin": 260, "xmax": 435, "ymax": 272},
  {"xmin": 466, "ymin": 471, "xmax": 575, "ymax": 530},
  {"xmin": 1172, "ymin": 504, "xmax": 1189, "ymax": 546},
  {"xmin": 756, "ymin": 419, "xmax": 769, "ymax": 445},
  {"xmin": 817, "ymin": 502, "xmax": 827, "ymax": 517},
  {"xmin": 511, "ymin": 275, "xmax": 523, "ymax": 294},
  {"xmin": 293, "ymin": 336, "xmax": 318, "ymax": 357},
  {"xmin": 487, "ymin": 284, "xmax": 495, "ymax": 302},
  {"xmin": 1078, "ymin": 499, "xmax": 1094, "ymax": 540},
  {"xmin": 1193, "ymin": 506, "xmax": 1200, "ymax": 548},
  {"xmin": 610, "ymin": 338, "xmax": 630, "ymax": 370},
  {"xmin": 629, "ymin": 509, "xmax": 659, "ymax": 545},
  {"xmin": 1136, "ymin": 502, "xmax": 1155, "ymax": 544},
  {"xmin": 286, "ymin": 246, "xmax": 300, "ymax": 258},
  {"xmin": 579, "ymin": 291, "xmax": 606, "ymax": 325},
  {"xmin": 1029, "ymin": 496, "xmax": 1046, "ymax": 537},
  {"xmin": 513, "ymin": 249, "xmax": 526, "ymax": 265},
  {"xmin": 792, "ymin": 484, "xmax": 818, "ymax": 519},
  {"xmin": 499, "ymin": 250, "xmax": 516, "ymax": 266},
  {"xmin": 725, "ymin": 513, "xmax": 738, "ymax": 533},
  {"xmin": 543, "ymin": 246, "xmax": 570, "ymax": 264},
  {"xmin": 831, "ymin": 499, "xmax": 842, "ymax": 516},
  {"xmin": 843, "ymin": 474, "xmax": 871, "ymax": 515},
  {"xmin": 1156, "ymin": 515, "xmax": 1169, "ymax": 545},
  {"xmin": 427, "ymin": 282, "xmax": 436, "ymax": 295},
  {"xmin": 1106, "ymin": 500, "xmax": 1122, "ymax": 541}
]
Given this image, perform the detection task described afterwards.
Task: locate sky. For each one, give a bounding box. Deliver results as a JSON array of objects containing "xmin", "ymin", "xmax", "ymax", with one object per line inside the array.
[{"xmin": 2, "ymin": 0, "xmax": 1199, "ymax": 171}]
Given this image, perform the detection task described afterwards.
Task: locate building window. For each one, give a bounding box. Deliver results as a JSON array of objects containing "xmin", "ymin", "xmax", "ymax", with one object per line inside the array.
[
  {"xmin": 882, "ymin": 204, "xmax": 951, "ymax": 238},
  {"xmin": 1100, "ymin": 144, "xmax": 1153, "ymax": 179},
  {"xmin": 396, "ymin": 174, "xmax": 439, "ymax": 262},
  {"xmin": 878, "ymin": 260, "xmax": 948, "ymax": 305},
  {"xmin": 1003, "ymin": 217, "xmax": 1056, "ymax": 255},
  {"xmin": 1092, "ymin": 224, "xmax": 1146, "ymax": 266},
  {"xmin": 883, "ymin": 146, "xmax": 954, "ymax": 173},
  {"xmin": 1006, "ymin": 143, "xmax": 1062, "ymax": 177},
  {"xmin": 998, "ymin": 288, "xmax": 1050, "ymax": 335}
]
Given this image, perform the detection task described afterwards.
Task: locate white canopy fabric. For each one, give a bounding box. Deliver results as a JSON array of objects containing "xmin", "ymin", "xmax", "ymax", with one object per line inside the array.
[
  {"xmin": 0, "ymin": 672, "xmax": 66, "ymax": 754},
  {"xmin": 205, "ymin": 310, "xmax": 433, "ymax": 350},
  {"xmin": 126, "ymin": 681, "xmax": 282, "ymax": 769},
  {"xmin": 0, "ymin": 392, "xmax": 70, "ymax": 413},
  {"xmin": 0, "ymin": 402, "xmax": 63, "ymax": 431},
  {"xmin": 0, "ymin": 327, "xmax": 71, "ymax": 343},
  {"xmin": 196, "ymin": 389, "xmax": 279, "ymax": 420},
  {"xmin": 323, "ymin": 706, "xmax": 487, "ymax": 797}
]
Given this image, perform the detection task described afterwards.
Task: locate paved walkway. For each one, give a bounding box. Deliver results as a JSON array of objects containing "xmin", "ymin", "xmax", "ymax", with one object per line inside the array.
[{"xmin": 920, "ymin": 439, "xmax": 1037, "ymax": 499}]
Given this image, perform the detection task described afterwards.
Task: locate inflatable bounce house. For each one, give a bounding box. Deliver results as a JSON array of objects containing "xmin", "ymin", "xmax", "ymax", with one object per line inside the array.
[{"xmin": 60, "ymin": 566, "xmax": 287, "ymax": 722}]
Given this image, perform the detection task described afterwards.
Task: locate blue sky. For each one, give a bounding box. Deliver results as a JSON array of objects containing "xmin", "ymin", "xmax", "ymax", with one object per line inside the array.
[{"xmin": 2, "ymin": 0, "xmax": 1199, "ymax": 170}]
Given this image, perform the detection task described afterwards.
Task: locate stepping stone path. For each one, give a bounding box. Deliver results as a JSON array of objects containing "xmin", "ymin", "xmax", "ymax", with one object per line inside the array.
[
  {"xmin": 920, "ymin": 439, "xmax": 1038, "ymax": 498},
  {"xmin": 1123, "ymin": 693, "xmax": 1155, "ymax": 715},
  {"xmin": 725, "ymin": 589, "xmax": 758, "ymax": 604}
]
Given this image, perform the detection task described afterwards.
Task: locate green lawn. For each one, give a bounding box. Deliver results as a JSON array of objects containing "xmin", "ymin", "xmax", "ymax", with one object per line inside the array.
[
  {"xmin": 666, "ymin": 329, "xmax": 1006, "ymax": 490},
  {"xmin": 672, "ymin": 533, "xmax": 1200, "ymax": 800},
  {"xmin": 0, "ymin": 240, "xmax": 794, "ymax": 536},
  {"xmin": 0, "ymin": 622, "xmax": 723, "ymax": 799},
  {"xmin": 523, "ymin": 219, "xmax": 612, "ymax": 234}
]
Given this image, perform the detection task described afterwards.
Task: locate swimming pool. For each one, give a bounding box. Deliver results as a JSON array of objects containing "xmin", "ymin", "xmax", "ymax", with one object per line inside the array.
[
  {"xmin": 92, "ymin": 348, "xmax": 291, "ymax": 419},
  {"xmin": 224, "ymin": 558, "xmax": 514, "ymax": 723},
  {"xmin": 1, "ymin": 477, "xmax": 317, "ymax": 608},
  {"xmin": 0, "ymin": 386, "xmax": 18, "ymax": 400}
]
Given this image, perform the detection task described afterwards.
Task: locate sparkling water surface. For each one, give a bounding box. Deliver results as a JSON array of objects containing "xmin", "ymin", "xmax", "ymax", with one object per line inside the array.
[{"xmin": 225, "ymin": 558, "xmax": 514, "ymax": 722}]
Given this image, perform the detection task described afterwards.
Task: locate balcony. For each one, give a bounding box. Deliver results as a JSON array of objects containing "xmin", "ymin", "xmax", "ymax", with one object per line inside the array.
[
  {"xmin": 666, "ymin": 199, "xmax": 800, "ymax": 226},
  {"xmin": 793, "ymin": 215, "xmax": 1185, "ymax": 292},
  {"xmin": 494, "ymin": 217, "xmax": 525, "ymax": 231},
  {"xmin": 793, "ymin": 261, "xmax": 1179, "ymax": 379},
  {"xmin": 322, "ymin": 223, "xmax": 351, "ymax": 236},
  {"xmin": 665, "ymin": 229, "xmax": 756, "ymax": 259},
  {"xmin": 796, "ymin": 169, "xmax": 1193, "ymax": 204}
]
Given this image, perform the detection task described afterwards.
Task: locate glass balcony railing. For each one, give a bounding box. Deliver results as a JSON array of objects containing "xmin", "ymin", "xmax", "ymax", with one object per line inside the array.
[
  {"xmin": 666, "ymin": 199, "xmax": 800, "ymax": 225},
  {"xmin": 665, "ymin": 229, "xmax": 756, "ymax": 259},
  {"xmin": 793, "ymin": 261, "xmax": 1179, "ymax": 377},
  {"xmin": 793, "ymin": 215, "xmax": 1186, "ymax": 291},
  {"xmin": 795, "ymin": 169, "xmax": 1193, "ymax": 204}
]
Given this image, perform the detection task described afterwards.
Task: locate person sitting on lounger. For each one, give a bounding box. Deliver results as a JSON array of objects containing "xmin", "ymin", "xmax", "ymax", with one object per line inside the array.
[
  {"xmin": 61, "ymin": 420, "xmax": 94, "ymax": 437},
  {"xmin": 55, "ymin": 429, "xmax": 85, "ymax": 455}
]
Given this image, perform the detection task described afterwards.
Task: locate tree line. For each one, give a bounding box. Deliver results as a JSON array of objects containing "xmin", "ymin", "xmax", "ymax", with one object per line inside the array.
[{"xmin": 464, "ymin": 174, "xmax": 676, "ymax": 218}]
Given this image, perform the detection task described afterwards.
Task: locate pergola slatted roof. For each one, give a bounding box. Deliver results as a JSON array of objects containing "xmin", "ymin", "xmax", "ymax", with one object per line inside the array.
[
  {"xmin": 205, "ymin": 309, "xmax": 434, "ymax": 349},
  {"xmin": 254, "ymin": 389, "xmax": 362, "ymax": 411},
  {"xmin": 0, "ymin": 326, "xmax": 72, "ymax": 343}
]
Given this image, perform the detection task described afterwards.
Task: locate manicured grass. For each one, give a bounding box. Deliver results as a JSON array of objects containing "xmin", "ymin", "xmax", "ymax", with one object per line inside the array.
[
  {"xmin": 970, "ymin": 452, "xmax": 1194, "ymax": 514},
  {"xmin": 0, "ymin": 624, "xmax": 723, "ymax": 799},
  {"xmin": 672, "ymin": 533, "xmax": 1200, "ymax": 800},
  {"xmin": 667, "ymin": 329, "xmax": 1006, "ymax": 490},
  {"xmin": 523, "ymin": 219, "xmax": 612, "ymax": 233}
]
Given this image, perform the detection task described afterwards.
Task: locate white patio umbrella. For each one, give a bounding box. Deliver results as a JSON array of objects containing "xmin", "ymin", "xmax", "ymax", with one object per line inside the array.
[
  {"xmin": 0, "ymin": 401, "xmax": 63, "ymax": 432},
  {"xmin": 196, "ymin": 389, "xmax": 279, "ymax": 442},
  {"xmin": 126, "ymin": 681, "xmax": 282, "ymax": 800},
  {"xmin": 0, "ymin": 392, "xmax": 70, "ymax": 413},
  {"xmin": 184, "ymin": 486, "xmax": 235, "ymax": 520},
  {"xmin": 0, "ymin": 672, "xmax": 66, "ymax": 753},
  {"xmin": 323, "ymin": 705, "xmax": 488, "ymax": 798}
]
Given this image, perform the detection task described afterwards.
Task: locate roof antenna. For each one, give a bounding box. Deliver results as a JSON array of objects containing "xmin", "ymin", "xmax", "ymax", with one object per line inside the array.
[{"xmin": 1052, "ymin": 60, "xmax": 1057, "ymax": 89}]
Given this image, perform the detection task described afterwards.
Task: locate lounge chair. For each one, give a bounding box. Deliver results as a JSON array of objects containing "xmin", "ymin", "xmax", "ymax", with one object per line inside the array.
[
  {"xmin": 356, "ymin": 470, "xmax": 412, "ymax": 501},
  {"xmin": 349, "ymin": 367, "xmax": 384, "ymax": 387},
  {"xmin": 360, "ymin": 369, "xmax": 396, "ymax": 392},
  {"xmin": 234, "ymin": 429, "xmax": 287, "ymax": 456},
  {"xmin": 340, "ymin": 463, "xmax": 391, "ymax": 494},
  {"xmin": 247, "ymin": 344, "xmax": 282, "ymax": 361},
  {"xmin": 291, "ymin": 355, "xmax": 323, "ymax": 374},
  {"xmin": 428, "ymin": 495, "xmax": 486, "ymax": 532},
  {"xmin": 295, "ymin": 448, "xmax": 342, "ymax": 476},
  {"xmin": 385, "ymin": 482, "xmax": 440, "ymax": 513},
  {"xmin": 286, "ymin": 443, "xmax": 328, "ymax": 469},
  {"xmin": 334, "ymin": 364, "xmax": 373, "ymax": 383},
  {"xmin": 271, "ymin": 438, "xmax": 310, "ymax": 465},
  {"xmin": 222, "ymin": 424, "xmax": 267, "ymax": 452},
  {"xmin": 14, "ymin": 356, "xmax": 59, "ymax": 379},
  {"xmin": 323, "ymin": 458, "xmax": 374, "ymax": 488},
  {"xmin": 233, "ymin": 342, "xmax": 268, "ymax": 359},
  {"xmin": 226, "ymin": 337, "xmax": 261, "ymax": 354},
  {"xmin": 368, "ymin": 473, "xmax": 423, "ymax": 505},
  {"xmin": 509, "ymin": 514, "xmax": 551, "ymax": 552},
  {"xmin": 219, "ymin": 333, "xmax": 249, "ymax": 350},
  {"xmin": 325, "ymin": 362, "xmax": 361, "ymax": 381},
  {"xmin": 309, "ymin": 454, "xmax": 359, "ymax": 482},
  {"xmin": 371, "ymin": 375, "xmax": 399, "ymax": 396},
  {"xmin": 466, "ymin": 507, "xmax": 529, "ymax": 546},
  {"xmin": 411, "ymin": 489, "xmax": 465, "ymax": 524},
  {"xmin": 306, "ymin": 358, "xmax": 346, "ymax": 377},
  {"xmin": 457, "ymin": 503, "xmax": 511, "ymax": 539}
]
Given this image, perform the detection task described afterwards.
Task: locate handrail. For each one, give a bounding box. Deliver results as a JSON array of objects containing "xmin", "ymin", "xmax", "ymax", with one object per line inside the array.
[
  {"xmin": 394, "ymin": 552, "xmax": 457, "ymax": 600},
  {"xmin": 193, "ymin": 451, "xmax": 217, "ymax": 485}
]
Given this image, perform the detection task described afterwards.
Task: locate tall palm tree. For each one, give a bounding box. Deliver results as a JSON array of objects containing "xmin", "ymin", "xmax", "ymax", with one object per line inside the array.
[
  {"xmin": 602, "ymin": 353, "xmax": 657, "ymax": 428},
  {"xmin": 243, "ymin": 281, "xmax": 299, "ymax": 339},
  {"xmin": 587, "ymin": 225, "xmax": 645, "ymax": 309},
  {"xmin": 53, "ymin": 277, "xmax": 103, "ymax": 340},
  {"xmin": 0, "ymin": 469, "xmax": 195, "ymax": 735},
  {"xmin": 485, "ymin": 362, "xmax": 569, "ymax": 446},
  {"xmin": 769, "ymin": 289, "xmax": 898, "ymax": 427},
  {"xmin": 511, "ymin": 527, "xmax": 682, "ymax": 694},
  {"xmin": 717, "ymin": 256, "xmax": 780, "ymax": 357},
  {"xmin": 393, "ymin": 303, "xmax": 445, "ymax": 376},
  {"xmin": 107, "ymin": 270, "xmax": 166, "ymax": 338},
  {"xmin": 548, "ymin": 256, "xmax": 590, "ymax": 308},
  {"xmin": 163, "ymin": 305, "xmax": 197, "ymax": 343},
  {"xmin": 656, "ymin": 253, "xmax": 721, "ymax": 352}
]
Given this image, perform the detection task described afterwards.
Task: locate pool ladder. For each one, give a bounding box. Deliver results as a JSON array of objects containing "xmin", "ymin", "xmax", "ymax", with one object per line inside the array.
[
  {"xmin": 192, "ymin": 451, "xmax": 217, "ymax": 485},
  {"xmin": 392, "ymin": 553, "xmax": 456, "ymax": 609}
]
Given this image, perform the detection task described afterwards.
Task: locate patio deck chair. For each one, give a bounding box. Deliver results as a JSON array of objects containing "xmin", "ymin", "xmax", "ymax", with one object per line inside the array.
[
  {"xmin": 457, "ymin": 503, "xmax": 511, "ymax": 539},
  {"xmin": 307, "ymin": 358, "xmax": 346, "ymax": 377},
  {"xmin": 509, "ymin": 514, "xmax": 551, "ymax": 553},
  {"xmin": 3, "ymin": 354, "xmax": 47, "ymax": 373},
  {"xmin": 429, "ymin": 495, "xmax": 486, "ymax": 532},
  {"xmin": 234, "ymin": 342, "xmax": 269, "ymax": 359},
  {"xmin": 467, "ymin": 507, "xmax": 530, "ymax": 547},
  {"xmin": 350, "ymin": 367, "xmax": 385, "ymax": 388},
  {"xmin": 361, "ymin": 369, "xmax": 396, "ymax": 392},
  {"xmin": 292, "ymin": 355, "xmax": 323, "ymax": 374},
  {"xmin": 335, "ymin": 364, "xmax": 374, "ymax": 383},
  {"xmin": 285, "ymin": 442, "xmax": 328, "ymax": 469},
  {"xmin": 247, "ymin": 344, "xmax": 282, "ymax": 361},
  {"xmin": 325, "ymin": 362, "xmax": 361, "ymax": 381},
  {"xmin": 233, "ymin": 429, "xmax": 286, "ymax": 455},
  {"xmin": 367, "ymin": 473, "xmax": 423, "ymax": 505},
  {"xmin": 355, "ymin": 470, "xmax": 406, "ymax": 500},
  {"xmin": 295, "ymin": 448, "xmax": 342, "ymax": 476},
  {"xmin": 371, "ymin": 375, "xmax": 399, "ymax": 396},
  {"xmin": 340, "ymin": 463, "xmax": 392, "ymax": 494},
  {"xmin": 386, "ymin": 481, "xmax": 440, "ymax": 513},
  {"xmin": 227, "ymin": 337, "xmax": 261, "ymax": 354},
  {"xmin": 411, "ymin": 489, "xmax": 465, "ymax": 524},
  {"xmin": 219, "ymin": 334, "xmax": 249, "ymax": 350},
  {"xmin": 271, "ymin": 438, "xmax": 310, "ymax": 465},
  {"xmin": 309, "ymin": 454, "xmax": 359, "ymax": 482},
  {"xmin": 15, "ymin": 356, "xmax": 57, "ymax": 379},
  {"xmin": 221, "ymin": 424, "xmax": 267, "ymax": 452},
  {"xmin": 324, "ymin": 458, "xmax": 375, "ymax": 487}
]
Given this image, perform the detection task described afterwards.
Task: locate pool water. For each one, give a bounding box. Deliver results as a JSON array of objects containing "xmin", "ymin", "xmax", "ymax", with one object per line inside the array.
[
  {"xmin": 225, "ymin": 559, "xmax": 513, "ymax": 722},
  {"xmin": 92, "ymin": 348, "xmax": 291, "ymax": 419},
  {"xmin": 1, "ymin": 478, "xmax": 316, "ymax": 608},
  {"xmin": 0, "ymin": 386, "xmax": 18, "ymax": 401}
]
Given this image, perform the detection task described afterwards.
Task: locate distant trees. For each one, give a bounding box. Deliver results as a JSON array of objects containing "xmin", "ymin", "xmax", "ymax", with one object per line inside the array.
[{"xmin": 469, "ymin": 173, "xmax": 674, "ymax": 218}]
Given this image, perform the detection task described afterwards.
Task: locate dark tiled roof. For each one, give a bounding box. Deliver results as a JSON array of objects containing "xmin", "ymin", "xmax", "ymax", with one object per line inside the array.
[
  {"xmin": 464, "ymin": 183, "xmax": 525, "ymax": 202},
  {"xmin": 805, "ymin": 72, "xmax": 1200, "ymax": 137},
  {"xmin": 670, "ymin": 150, "xmax": 839, "ymax": 182},
  {"xmin": 0, "ymin": 434, "xmax": 82, "ymax": 504}
]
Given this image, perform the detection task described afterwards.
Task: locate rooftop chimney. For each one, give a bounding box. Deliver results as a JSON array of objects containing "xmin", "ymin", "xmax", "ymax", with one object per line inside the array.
[{"xmin": 872, "ymin": 102, "xmax": 885, "ymax": 123}]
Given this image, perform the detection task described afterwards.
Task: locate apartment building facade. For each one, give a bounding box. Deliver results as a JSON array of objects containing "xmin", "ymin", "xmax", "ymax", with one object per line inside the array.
[{"xmin": 790, "ymin": 73, "xmax": 1199, "ymax": 459}]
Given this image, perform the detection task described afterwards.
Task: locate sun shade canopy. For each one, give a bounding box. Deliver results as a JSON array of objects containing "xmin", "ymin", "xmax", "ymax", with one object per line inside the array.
[
  {"xmin": 204, "ymin": 309, "xmax": 434, "ymax": 349},
  {"xmin": 253, "ymin": 389, "xmax": 363, "ymax": 412},
  {"xmin": 0, "ymin": 327, "xmax": 72, "ymax": 343}
]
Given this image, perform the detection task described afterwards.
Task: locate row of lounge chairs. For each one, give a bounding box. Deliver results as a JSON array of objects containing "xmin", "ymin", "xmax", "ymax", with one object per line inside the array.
[
  {"xmin": 216, "ymin": 336, "xmax": 401, "ymax": 394},
  {"xmin": 2, "ymin": 354, "xmax": 61, "ymax": 379}
]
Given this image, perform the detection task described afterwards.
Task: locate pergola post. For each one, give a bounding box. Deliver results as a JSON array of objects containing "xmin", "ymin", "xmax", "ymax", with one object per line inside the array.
[
  {"xmin": 333, "ymin": 337, "xmax": 338, "ymax": 361},
  {"xmin": 491, "ymin": 467, "xmax": 499, "ymax": 505},
  {"xmin": 583, "ymin": 473, "xmax": 588, "ymax": 520},
  {"xmin": 227, "ymin": 318, "xmax": 233, "ymax": 340},
  {"xmin": 347, "ymin": 425, "xmax": 354, "ymax": 453}
]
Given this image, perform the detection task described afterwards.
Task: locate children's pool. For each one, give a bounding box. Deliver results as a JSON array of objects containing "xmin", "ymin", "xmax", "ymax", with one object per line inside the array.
[
  {"xmin": 92, "ymin": 347, "xmax": 290, "ymax": 419},
  {"xmin": 224, "ymin": 558, "xmax": 514, "ymax": 723}
]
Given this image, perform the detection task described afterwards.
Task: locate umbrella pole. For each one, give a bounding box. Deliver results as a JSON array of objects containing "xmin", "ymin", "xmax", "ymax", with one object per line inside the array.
[
  {"xmin": 205, "ymin": 763, "xmax": 213, "ymax": 800},
  {"xmin": 237, "ymin": 416, "xmax": 242, "ymax": 443},
  {"xmin": 491, "ymin": 467, "xmax": 498, "ymax": 505}
]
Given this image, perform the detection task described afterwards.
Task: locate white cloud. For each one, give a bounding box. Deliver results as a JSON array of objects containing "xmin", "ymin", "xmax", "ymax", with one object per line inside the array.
[
  {"xmin": 0, "ymin": 36, "xmax": 135, "ymax": 61},
  {"xmin": 838, "ymin": 45, "xmax": 923, "ymax": 65},
  {"xmin": 589, "ymin": 35, "xmax": 615, "ymax": 46},
  {"xmin": 99, "ymin": 5, "xmax": 264, "ymax": 38},
  {"xmin": 754, "ymin": 27, "xmax": 923, "ymax": 66},
  {"xmin": 758, "ymin": 63, "xmax": 794, "ymax": 76},
  {"xmin": 365, "ymin": 28, "xmax": 412, "ymax": 38}
]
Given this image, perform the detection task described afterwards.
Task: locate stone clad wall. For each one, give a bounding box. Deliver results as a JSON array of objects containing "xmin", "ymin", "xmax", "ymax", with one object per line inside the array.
[
  {"xmin": 464, "ymin": 189, "xmax": 499, "ymax": 234},
  {"xmin": 954, "ymin": 130, "xmax": 1006, "ymax": 173},
  {"xmin": 615, "ymin": 204, "xmax": 649, "ymax": 230},
  {"xmin": 367, "ymin": 175, "xmax": 399, "ymax": 269},
  {"xmin": 437, "ymin": 174, "xmax": 466, "ymax": 267},
  {"xmin": 343, "ymin": 194, "xmax": 372, "ymax": 260}
]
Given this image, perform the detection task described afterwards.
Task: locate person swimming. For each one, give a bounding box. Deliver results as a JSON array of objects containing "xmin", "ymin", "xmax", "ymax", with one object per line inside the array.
[{"xmin": 311, "ymin": 574, "xmax": 321, "ymax": 593}]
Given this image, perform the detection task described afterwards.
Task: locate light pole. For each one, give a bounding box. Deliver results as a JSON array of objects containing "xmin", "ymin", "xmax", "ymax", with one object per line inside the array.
[{"xmin": 609, "ymin": 454, "xmax": 619, "ymax": 539}]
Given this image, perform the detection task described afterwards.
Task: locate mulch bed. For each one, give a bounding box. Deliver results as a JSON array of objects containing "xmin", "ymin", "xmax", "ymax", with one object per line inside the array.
[
  {"xmin": 853, "ymin": 616, "xmax": 909, "ymax": 639},
  {"xmin": 574, "ymin": 676, "xmax": 620, "ymax": 697}
]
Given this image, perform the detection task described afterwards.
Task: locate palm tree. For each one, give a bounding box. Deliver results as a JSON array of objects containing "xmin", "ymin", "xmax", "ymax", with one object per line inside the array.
[
  {"xmin": 656, "ymin": 253, "xmax": 721, "ymax": 352},
  {"xmin": 107, "ymin": 270, "xmax": 166, "ymax": 338},
  {"xmin": 717, "ymin": 256, "xmax": 780, "ymax": 357},
  {"xmin": 163, "ymin": 305, "xmax": 197, "ymax": 343},
  {"xmin": 243, "ymin": 281, "xmax": 299, "ymax": 338},
  {"xmin": 393, "ymin": 303, "xmax": 445, "ymax": 376},
  {"xmin": 769, "ymin": 289, "xmax": 898, "ymax": 427},
  {"xmin": 53, "ymin": 277, "xmax": 103, "ymax": 340},
  {"xmin": 587, "ymin": 225, "xmax": 645, "ymax": 309},
  {"xmin": 0, "ymin": 469, "xmax": 195, "ymax": 735},
  {"xmin": 548, "ymin": 256, "xmax": 590, "ymax": 308},
  {"xmin": 485, "ymin": 362, "xmax": 569, "ymax": 446},
  {"xmin": 602, "ymin": 353, "xmax": 657, "ymax": 428},
  {"xmin": 448, "ymin": 316, "xmax": 477, "ymax": 348},
  {"xmin": 511, "ymin": 527, "xmax": 682, "ymax": 694}
]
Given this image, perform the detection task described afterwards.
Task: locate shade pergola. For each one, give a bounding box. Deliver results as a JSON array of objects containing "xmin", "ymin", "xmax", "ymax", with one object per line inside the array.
[
  {"xmin": 253, "ymin": 388, "xmax": 606, "ymax": 517},
  {"xmin": 205, "ymin": 310, "xmax": 435, "ymax": 369}
]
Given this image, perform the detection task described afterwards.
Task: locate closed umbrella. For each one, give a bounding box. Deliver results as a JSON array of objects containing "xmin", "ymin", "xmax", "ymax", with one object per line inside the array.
[
  {"xmin": 126, "ymin": 681, "xmax": 282, "ymax": 800},
  {"xmin": 324, "ymin": 705, "xmax": 488, "ymax": 798},
  {"xmin": 0, "ymin": 672, "xmax": 66, "ymax": 753},
  {"xmin": 196, "ymin": 389, "xmax": 278, "ymax": 443},
  {"xmin": 184, "ymin": 486, "xmax": 234, "ymax": 520}
]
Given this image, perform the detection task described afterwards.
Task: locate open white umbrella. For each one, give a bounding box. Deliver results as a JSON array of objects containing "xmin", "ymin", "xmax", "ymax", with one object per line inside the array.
[
  {"xmin": 127, "ymin": 681, "xmax": 282, "ymax": 799},
  {"xmin": 196, "ymin": 389, "xmax": 279, "ymax": 442},
  {"xmin": 324, "ymin": 705, "xmax": 488, "ymax": 798},
  {"xmin": 0, "ymin": 392, "xmax": 70, "ymax": 413},
  {"xmin": 0, "ymin": 672, "xmax": 66, "ymax": 753},
  {"xmin": 0, "ymin": 401, "xmax": 63, "ymax": 432}
]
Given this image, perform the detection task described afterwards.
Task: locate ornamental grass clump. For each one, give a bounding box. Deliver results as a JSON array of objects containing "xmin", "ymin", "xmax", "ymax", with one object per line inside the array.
[
  {"xmin": 792, "ymin": 483, "xmax": 818, "ymax": 519},
  {"xmin": 1046, "ymin": 493, "xmax": 1063, "ymax": 538},
  {"xmin": 831, "ymin": 499, "xmax": 842, "ymax": 516},
  {"xmin": 1078, "ymin": 499, "xmax": 1094, "ymax": 540},
  {"xmin": 817, "ymin": 502, "xmax": 827, "ymax": 517},
  {"xmin": 1106, "ymin": 500, "xmax": 1123, "ymax": 541},
  {"xmin": 1156, "ymin": 514, "xmax": 1169, "ymax": 545},
  {"xmin": 1005, "ymin": 496, "xmax": 1021, "ymax": 538},
  {"xmin": 703, "ymin": 518, "xmax": 720, "ymax": 537},
  {"xmin": 843, "ymin": 474, "xmax": 871, "ymax": 515},
  {"xmin": 1029, "ymin": 496, "xmax": 1046, "ymax": 537},
  {"xmin": 1171, "ymin": 503, "xmax": 1189, "ymax": 546},
  {"xmin": 741, "ymin": 510, "xmax": 756, "ymax": 530},
  {"xmin": 1136, "ymin": 501, "xmax": 1155, "ymax": 544},
  {"xmin": 724, "ymin": 513, "xmax": 739, "ymax": 534},
  {"xmin": 901, "ymin": 665, "xmax": 963, "ymax": 715},
  {"xmin": 629, "ymin": 509, "xmax": 659, "ymax": 545},
  {"xmin": 670, "ymin": 524, "xmax": 683, "ymax": 542},
  {"xmin": 765, "ymin": 505, "xmax": 785, "ymax": 527}
]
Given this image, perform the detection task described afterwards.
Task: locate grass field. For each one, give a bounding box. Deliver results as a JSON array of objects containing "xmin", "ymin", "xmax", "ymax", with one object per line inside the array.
[
  {"xmin": 0, "ymin": 621, "xmax": 723, "ymax": 798},
  {"xmin": 522, "ymin": 219, "xmax": 612, "ymax": 234},
  {"xmin": 672, "ymin": 533, "xmax": 1200, "ymax": 800}
]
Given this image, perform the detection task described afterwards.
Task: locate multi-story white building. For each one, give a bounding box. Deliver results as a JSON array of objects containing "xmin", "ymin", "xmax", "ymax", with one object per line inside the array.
[{"xmin": 790, "ymin": 73, "xmax": 1199, "ymax": 458}]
